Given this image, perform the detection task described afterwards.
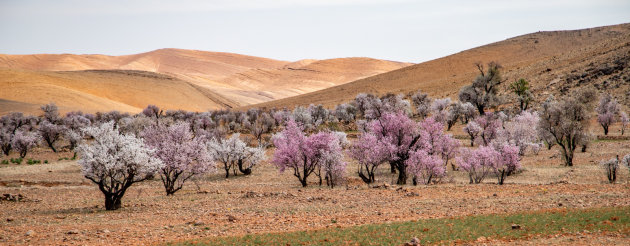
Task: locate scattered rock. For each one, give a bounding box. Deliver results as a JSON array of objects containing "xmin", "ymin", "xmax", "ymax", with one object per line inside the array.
[
  {"xmin": 67, "ymin": 229, "xmax": 80, "ymax": 235},
  {"xmin": 493, "ymin": 193, "xmax": 497, "ymax": 197},
  {"xmin": 2, "ymin": 193, "xmax": 25, "ymax": 202},
  {"xmin": 476, "ymin": 236, "xmax": 487, "ymax": 242},
  {"xmin": 193, "ymin": 221, "xmax": 205, "ymax": 226},
  {"xmin": 25, "ymin": 230, "xmax": 35, "ymax": 236},
  {"xmin": 99, "ymin": 229, "xmax": 110, "ymax": 234},
  {"xmin": 405, "ymin": 237, "xmax": 420, "ymax": 246},
  {"xmin": 558, "ymin": 202, "xmax": 563, "ymax": 207},
  {"xmin": 6, "ymin": 218, "xmax": 14, "ymax": 222},
  {"xmin": 227, "ymin": 215, "xmax": 237, "ymax": 222},
  {"xmin": 54, "ymin": 215, "xmax": 66, "ymax": 219},
  {"xmin": 405, "ymin": 192, "xmax": 420, "ymax": 197},
  {"xmin": 511, "ymin": 224, "xmax": 521, "ymax": 230}
]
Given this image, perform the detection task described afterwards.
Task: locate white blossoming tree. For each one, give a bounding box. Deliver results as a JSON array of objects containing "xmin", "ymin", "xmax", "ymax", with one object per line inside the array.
[
  {"xmin": 207, "ymin": 133, "xmax": 266, "ymax": 178},
  {"xmin": 78, "ymin": 122, "xmax": 163, "ymax": 210}
]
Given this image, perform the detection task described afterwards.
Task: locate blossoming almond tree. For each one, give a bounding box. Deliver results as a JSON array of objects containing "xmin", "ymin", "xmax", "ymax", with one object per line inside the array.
[
  {"xmin": 349, "ymin": 133, "xmax": 391, "ymax": 184},
  {"xmin": 406, "ymin": 149, "xmax": 444, "ymax": 185},
  {"xmin": 456, "ymin": 146, "xmax": 499, "ymax": 184},
  {"xmin": 596, "ymin": 93, "xmax": 620, "ymax": 135},
  {"xmin": 272, "ymin": 120, "xmax": 345, "ymax": 187},
  {"xmin": 78, "ymin": 122, "xmax": 163, "ymax": 210},
  {"xmin": 207, "ymin": 133, "xmax": 265, "ymax": 178},
  {"xmin": 11, "ymin": 131, "xmax": 38, "ymax": 158},
  {"xmin": 142, "ymin": 123, "xmax": 214, "ymax": 195}
]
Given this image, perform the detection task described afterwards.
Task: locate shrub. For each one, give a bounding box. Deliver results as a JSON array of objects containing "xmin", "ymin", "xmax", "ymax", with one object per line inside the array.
[
  {"xmin": 620, "ymin": 112, "xmax": 628, "ymax": 136},
  {"xmin": 622, "ymin": 154, "xmax": 630, "ymax": 172},
  {"xmin": 1, "ymin": 160, "xmax": 8, "ymax": 165},
  {"xmin": 596, "ymin": 93, "xmax": 620, "ymax": 135},
  {"xmin": 601, "ymin": 156, "xmax": 619, "ymax": 184},
  {"xmin": 78, "ymin": 122, "xmax": 163, "ymax": 210},
  {"xmin": 10, "ymin": 157, "xmax": 23, "ymax": 164},
  {"xmin": 509, "ymin": 78, "xmax": 533, "ymax": 112}
]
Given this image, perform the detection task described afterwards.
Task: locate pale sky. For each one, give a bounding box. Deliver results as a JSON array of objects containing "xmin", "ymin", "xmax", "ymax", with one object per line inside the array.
[{"xmin": 0, "ymin": 0, "xmax": 629, "ymax": 63}]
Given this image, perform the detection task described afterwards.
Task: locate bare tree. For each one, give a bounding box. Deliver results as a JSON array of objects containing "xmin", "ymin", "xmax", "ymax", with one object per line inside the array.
[{"xmin": 458, "ymin": 62, "xmax": 504, "ymax": 115}]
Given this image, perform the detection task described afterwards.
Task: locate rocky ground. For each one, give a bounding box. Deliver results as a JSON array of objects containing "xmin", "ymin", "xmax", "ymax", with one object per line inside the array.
[{"xmin": 1, "ymin": 134, "xmax": 629, "ymax": 245}]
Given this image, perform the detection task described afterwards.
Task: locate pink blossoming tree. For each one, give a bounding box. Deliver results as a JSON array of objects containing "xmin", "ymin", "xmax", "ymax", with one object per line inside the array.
[
  {"xmin": 142, "ymin": 123, "xmax": 214, "ymax": 195},
  {"xmin": 272, "ymin": 120, "xmax": 345, "ymax": 187}
]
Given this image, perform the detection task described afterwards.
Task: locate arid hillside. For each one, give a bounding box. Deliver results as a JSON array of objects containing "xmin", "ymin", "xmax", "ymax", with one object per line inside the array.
[
  {"xmin": 249, "ymin": 23, "xmax": 630, "ymax": 110},
  {"xmin": 0, "ymin": 48, "xmax": 289, "ymax": 81},
  {"xmin": 0, "ymin": 49, "xmax": 411, "ymax": 113},
  {"xmin": 215, "ymin": 57, "xmax": 412, "ymax": 105},
  {"xmin": 0, "ymin": 68, "xmax": 237, "ymax": 115}
]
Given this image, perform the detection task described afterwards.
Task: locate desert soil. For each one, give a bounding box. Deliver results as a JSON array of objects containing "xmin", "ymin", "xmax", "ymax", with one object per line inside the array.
[{"xmin": 1, "ymin": 136, "xmax": 629, "ymax": 245}]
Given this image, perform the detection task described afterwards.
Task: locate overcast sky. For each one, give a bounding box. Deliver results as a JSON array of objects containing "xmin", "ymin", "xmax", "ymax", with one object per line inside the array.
[{"xmin": 0, "ymin": 0, "xmax": 629, "ymax": 63}]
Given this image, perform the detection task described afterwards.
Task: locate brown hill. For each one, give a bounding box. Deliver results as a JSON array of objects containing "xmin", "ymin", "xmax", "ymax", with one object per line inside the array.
[
  {"xmin": 249, "ymin": 23, "xmax": 630, "ymax": 110},
  {"xmin": 0, "ymin": 68, "xmax": 237, "ymax": 115},
  {"xmin": 0, "ymin": 49, "xmax": 411, "ymax": 112},
  {"xmin": 0, "ymin": 48, "xmax": 289, "ymax": 81},
  {"xmin": 215, "ymin": 57, "xmax": 412, "ymax": 105}
]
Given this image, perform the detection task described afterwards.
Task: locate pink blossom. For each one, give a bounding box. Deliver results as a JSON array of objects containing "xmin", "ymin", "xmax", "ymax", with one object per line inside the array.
[
  {"xmin": 142, "ymin": 122, "xmax": 214, "ymax": 195},
  {"xmin": 272, "ymin": 120, "xmax": 345, "ymax": 187},
  {"xmin": 406, "ymin": 150, "xmax": 444, "ymax": 185}
]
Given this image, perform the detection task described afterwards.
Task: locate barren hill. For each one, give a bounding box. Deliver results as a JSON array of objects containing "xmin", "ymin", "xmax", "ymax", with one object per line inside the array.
[
  {"xmin": 249, "ymin": 23, "xmax": 630, "ymax": 110},
  {"xmin": 215, "ymin": 57, "xmax": 412, "ymax": 105},
  {"xmin": 0, "ymin": 48, "xmax": 289, "ymax": 81},
  {"xmin": 0, "ymin": 68, "xmax": 237, "ymax": 115},
  {"xmin": 0, "ymin": 49, "xmax": 411, "ymax": 113}
]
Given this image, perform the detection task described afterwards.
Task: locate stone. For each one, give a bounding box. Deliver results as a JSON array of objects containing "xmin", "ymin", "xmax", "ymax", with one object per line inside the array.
[
  {"xmin": 25, "ymin": 230, "xmax": 35, "ymax": 236},
  {"xmin": 404, "ymin": 237, "xmax": 420, "ymax": 246},
  {"xmin": 67, "ymin": 229, "xmax": 80, "ymax": 235},
  {"xmin": 511, "ymin": 224, "xmax": 521, "ymax": 230},
  {"xmin": 193, "ymin": 221, "xmax": 205, "ymax": 226},
  {"xmin": 227, "ymin": 215, "xmax": 237, "ymax": 222}
]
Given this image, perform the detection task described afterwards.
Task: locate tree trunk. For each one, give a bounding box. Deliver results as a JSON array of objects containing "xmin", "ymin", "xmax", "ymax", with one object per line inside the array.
[
  {"xmin": 498, "ymin": 170, "xmax": 505, "ymax": 185},
  {"xmin": 390, "ymin": 163, "xmax": 397, "ymax": 174},
  {"xmin": 394, "ymin": 161, "xmax": 407, "ymax": 185},
  {"xmin": 603, "ymin": 125, "xmax": 609, "ymax": 135},
  {"xmin": 224, "ymin": 166, "xmax": 230, "ymax": 178},
  {"xmin": 104, "ymin": 194, "xmax": 122, "ymax": 210},
  {"xmin": 237, "ymin": 160, "xmax": 252, "ymax": 175},
  {"xmin": 299, "ymin": 178, "xmax": 308, "ymax": 187},
  {"xmin": 46, "ymin": 140, "xmax": 57, "ymax": 153}
]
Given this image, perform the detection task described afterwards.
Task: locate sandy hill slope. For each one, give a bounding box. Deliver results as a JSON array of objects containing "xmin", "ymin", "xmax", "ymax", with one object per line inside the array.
[
  {"xmin": 0, "ymin": 68, "xmax": 237, "ymax": 115},
  {"xmin": 0, "ymin": 48, "xmax": 289, "ymax": 81},
  {"xmin": 0, "ymin": 49, "xmax": 411, "ymax": 112},
  {"xmin": 249, "ymin": 23, "xmax": 630, "ymax": 110},
  {"xmin": 215, "ymin": 57, "xmax": 412, "ymax": 105}
]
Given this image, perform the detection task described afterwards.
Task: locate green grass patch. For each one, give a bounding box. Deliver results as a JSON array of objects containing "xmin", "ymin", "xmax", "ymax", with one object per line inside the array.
[{"xmin": 170, "ymin": 206, "xmax": 630, "ymax": 246}]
